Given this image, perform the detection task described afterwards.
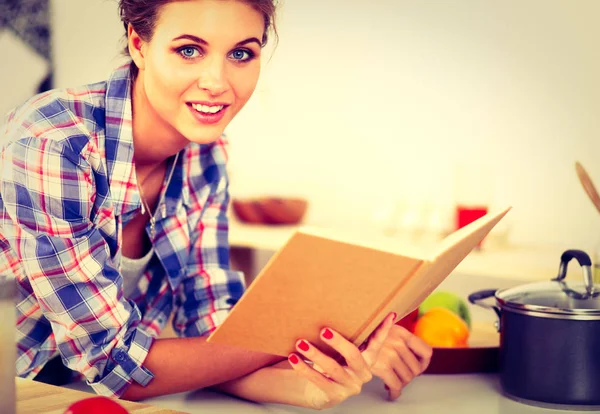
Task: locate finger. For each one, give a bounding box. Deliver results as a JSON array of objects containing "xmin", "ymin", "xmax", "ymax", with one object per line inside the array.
[
  {"xmin": 392, "ymin": 354, "xmax": 415, "ymax": 385},
  {"xmin": 377, "ymin": 344, "xmax": 414, "ymax": 385},
  {"xmin": 287, "ymin": 353, "xmax": 337, "ymax": 393},
  {"xmin": 396, "ymin": 341, "xmax": 423, "ymax": 377},
  {"xmin": 397, "ymin": 328, "xmax": 433, "ymax": 371},
  {"xmin": 319, "ymin": 328, "xmax": 372, "ymax": 384},
  {"xmin": 371, "ymin": 362, "xmax": 403, "ymax": 400},
  {"xmin": 295, "ymin": 339, "xmax": 353, "ymax": 386},
  {"xmin": 310, "ymin": 361, "xmax": 331, "ymax": 378},
  {"xmin": 387, "ymin": 383, "xmax": 403, "ymax": 401},
  {"xmin": 361, "ymin": 312, "xmax": 396, "ymax": 366}
]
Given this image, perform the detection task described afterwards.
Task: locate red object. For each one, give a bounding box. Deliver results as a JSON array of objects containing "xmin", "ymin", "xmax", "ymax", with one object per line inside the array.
[
  {"xmin": 455, "ymin": 205, "xmax": 488, "ymax": 247},
  {"xmin": 456, "ymin": 205, "xmax": 488, "ymax": 229},
  {"xmin": 63, "ymin": 396, "xmax": 129, "ymax": 414},
  {"xmin": 289, "ymin": 354, "xmax": 299, "ymax": 364},
  {"xmin": 298, "ymin": 340, "xmax": 310, "ymax": 351},
  {"xmin": 322, "ymin": 329, "xmax": 334, "ymax": 340},
  {"xmin": 396, "ymin": 308, "xmax": 419, "ymax": 332}
]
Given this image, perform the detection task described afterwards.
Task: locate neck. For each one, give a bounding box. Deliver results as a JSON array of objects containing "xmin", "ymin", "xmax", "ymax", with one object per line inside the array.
[{"xmin": 131, "ymin": 70, "xmax": 187, "ymax": 168}]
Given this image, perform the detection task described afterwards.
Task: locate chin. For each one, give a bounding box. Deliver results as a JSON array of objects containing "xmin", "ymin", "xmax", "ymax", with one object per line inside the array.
[{"xmin": 181, "ymin": 126, "xmax": 226, "ymax": 145}]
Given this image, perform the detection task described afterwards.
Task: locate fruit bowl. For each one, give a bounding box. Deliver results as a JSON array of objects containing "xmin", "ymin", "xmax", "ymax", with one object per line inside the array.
[
  {"xmin": 410, "ymin": 290, "xmax": 500, "ymax": 374},
  {"xmin": 424, "ymin": 320, "xmax": 500, "ymax": 374},
  {"xmin": 231, "ymin": 197, "xmax": 308, "ymax": 225}
]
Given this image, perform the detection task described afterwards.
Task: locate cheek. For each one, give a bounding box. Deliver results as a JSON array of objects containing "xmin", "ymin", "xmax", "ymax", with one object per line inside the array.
[
  {"xmin": 229, "ymin": 65, "xmax": 261, "ymax": 104},
  {"xmin": 146, "ymin": 54, "xmax": 191, "ymax": 106}
]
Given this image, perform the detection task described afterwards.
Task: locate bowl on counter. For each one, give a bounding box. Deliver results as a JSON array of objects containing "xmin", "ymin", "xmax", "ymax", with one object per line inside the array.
[
  {"xmin": 231, "ymin": 197, "xmax": 308, "ymax": 225},
  {"xmin": 423, "ymin": 320, "xmax": 500, "ymax": 374}
]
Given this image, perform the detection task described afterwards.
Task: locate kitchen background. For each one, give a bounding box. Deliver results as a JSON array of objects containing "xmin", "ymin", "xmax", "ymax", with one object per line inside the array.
[{"xmin": 2, "ymin": 0, "xmax": 600, "ymax": 254}]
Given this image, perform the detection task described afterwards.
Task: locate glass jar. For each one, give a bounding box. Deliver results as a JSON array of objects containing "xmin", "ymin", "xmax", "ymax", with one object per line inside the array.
[{"xmin": 0, "ymin": 277, "xmax": 16, "ymax": 414}]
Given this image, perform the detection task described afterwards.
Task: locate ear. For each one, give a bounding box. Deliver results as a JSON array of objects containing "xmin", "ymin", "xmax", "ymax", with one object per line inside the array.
[{"xmin": 128, "ymin": 24, "xmax": 147, "ymax": 71}]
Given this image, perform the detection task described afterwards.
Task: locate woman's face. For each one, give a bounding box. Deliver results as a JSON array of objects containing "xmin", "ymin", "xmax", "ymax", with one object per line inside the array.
[{"xmin": 134, "ymin": 0, "xmax": 264, "ymax": 144}]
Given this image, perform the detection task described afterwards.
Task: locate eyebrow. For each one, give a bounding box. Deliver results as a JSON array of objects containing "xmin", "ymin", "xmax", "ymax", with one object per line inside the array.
[{"xmin": 172, "ymin": 34, "xmax": 262, "ymax": 47}]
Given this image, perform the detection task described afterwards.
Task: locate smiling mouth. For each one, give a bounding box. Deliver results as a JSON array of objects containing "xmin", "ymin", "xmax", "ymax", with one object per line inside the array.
[{"xmin": 189, "ymin": 103, "xmax": 227, "ymax": 114}]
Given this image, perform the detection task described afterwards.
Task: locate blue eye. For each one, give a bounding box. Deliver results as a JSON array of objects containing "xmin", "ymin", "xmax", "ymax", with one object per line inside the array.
[
  {"xmin": 179, "ymin": 47, "xmax": 200, "ymax": 59},
  {"xmin": 229, "ymin": 49, "xmax": 253, "ymax": 62}
]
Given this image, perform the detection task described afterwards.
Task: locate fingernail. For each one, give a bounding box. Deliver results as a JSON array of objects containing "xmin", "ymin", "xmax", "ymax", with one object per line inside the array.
[
  {"xmin": 289, "ymin": 354, "xmax": 299, "ymax": 364},
  {"xmin": 322, "ymin": 328, "xmax": 334, "ymax": 340},
  {"xmin": 392, "ymin": 312, "xmax": 397, "ymax": 320},
  {"xmin": 298, "ymin": 340, "xmax": 310, "ymax": 352}
]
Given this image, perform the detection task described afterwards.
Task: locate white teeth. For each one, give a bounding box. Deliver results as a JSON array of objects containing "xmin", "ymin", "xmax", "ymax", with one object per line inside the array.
[{"xmin": 191, "ymin": 103, "xmax": 224, "ymax": 114}]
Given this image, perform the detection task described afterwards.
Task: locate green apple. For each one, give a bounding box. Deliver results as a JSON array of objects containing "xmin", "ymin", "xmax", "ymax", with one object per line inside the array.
[{"xmin": 419, "ymin": 291, "xmax": 472, "ymax": 329}]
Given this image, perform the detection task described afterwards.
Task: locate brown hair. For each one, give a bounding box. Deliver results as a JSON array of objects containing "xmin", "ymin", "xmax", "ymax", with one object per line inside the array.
[{"xmin": 119, "ymin": 0, "xmax": 278, "ymax": 57}]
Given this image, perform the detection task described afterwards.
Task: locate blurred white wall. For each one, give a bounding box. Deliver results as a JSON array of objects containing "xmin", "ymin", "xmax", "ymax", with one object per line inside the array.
[
  {"xmin": 43, "ymin": 0, "xmax": 600, "ymax": 251},
  {"xmin": 51, "ymin": 0, "xmax": 127, "ymax": 87},
  {"xmin": 0, "ymin": 30, "xmax": 49, "ymax": 120}
]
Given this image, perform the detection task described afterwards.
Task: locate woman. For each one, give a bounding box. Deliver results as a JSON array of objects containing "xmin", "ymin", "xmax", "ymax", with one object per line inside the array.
[{"xmin": 0, "ymin": 0, "xmax": 432, "ymax": 409}]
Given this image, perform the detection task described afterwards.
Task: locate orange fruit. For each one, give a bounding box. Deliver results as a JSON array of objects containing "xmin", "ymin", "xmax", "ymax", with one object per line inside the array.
[{"xmin": 413, "ymin": 307, "xmax": 470, "ymax": 348}]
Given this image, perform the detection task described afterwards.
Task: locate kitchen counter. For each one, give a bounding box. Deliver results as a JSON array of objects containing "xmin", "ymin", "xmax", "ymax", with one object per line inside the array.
[
  {"xmin": 58, "ymin": 373, "xmax": 600, "ymax": 414},
  {"xmin": 15, "ymin": 378, "xmax": 183, "ymax": 413},
  {"xmin": 14, "ymin": 221, "xmax": 594, "ymax": 413}
]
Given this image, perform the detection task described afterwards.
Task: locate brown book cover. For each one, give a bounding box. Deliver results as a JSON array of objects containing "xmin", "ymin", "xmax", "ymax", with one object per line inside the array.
[{"xmin": 207, "ymin": 207, "xmax": 511, "ymax": 357}]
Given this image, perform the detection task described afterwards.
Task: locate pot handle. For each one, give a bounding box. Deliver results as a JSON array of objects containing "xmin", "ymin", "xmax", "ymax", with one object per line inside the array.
[
  {"xmin": 468, "ymin": 289, "xmax": 501, "ymax": 319},
  {"xmin": 553, "ymin": 249, "xmax": 594, "ymax": 295}
]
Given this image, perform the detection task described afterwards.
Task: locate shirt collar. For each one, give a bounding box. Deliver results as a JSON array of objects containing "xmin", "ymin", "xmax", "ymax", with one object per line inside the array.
[
  {"xmin": 103, "ymin": 61, "xmax": 190, "ymax": 219},
  {"xmin": 104, "ymin": 60, "xmax": 140, "ymax": 218}
]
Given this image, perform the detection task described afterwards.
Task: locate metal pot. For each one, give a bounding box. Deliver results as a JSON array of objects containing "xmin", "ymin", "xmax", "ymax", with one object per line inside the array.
[{"xmin": 469, "ymin": 249, "xmax": 600, "ymax": 408}]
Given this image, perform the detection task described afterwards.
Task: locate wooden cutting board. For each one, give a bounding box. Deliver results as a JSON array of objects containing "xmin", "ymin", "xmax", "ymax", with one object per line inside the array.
[{"xmin": 16, "ymin": 378, "xmax": 186, "ymax": 414}]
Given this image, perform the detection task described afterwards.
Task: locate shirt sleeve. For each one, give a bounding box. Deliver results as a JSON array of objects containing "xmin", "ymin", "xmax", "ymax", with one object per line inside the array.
[
  {"xmin": 1, "ymin": 137, "xmax": 154, "ymax": 398},
  {"xmin": 174, "ymin": 170, "xmax": 246, "ymax": 338}
]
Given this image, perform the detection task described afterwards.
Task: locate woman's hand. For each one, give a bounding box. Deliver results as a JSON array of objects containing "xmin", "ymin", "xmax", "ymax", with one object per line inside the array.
[
  {"xmin": 287, "ymin": 312, "xmax": 396, "ymax": 410},
  {"xmin": 369, "ymin": 324, "xmax": 433, "ymax": 400}
]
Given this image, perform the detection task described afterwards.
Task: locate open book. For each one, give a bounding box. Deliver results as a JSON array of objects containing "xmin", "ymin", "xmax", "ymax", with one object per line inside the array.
[{"xmin": 207, "ymin": 207, "xmax": 511, "ymax": 357}]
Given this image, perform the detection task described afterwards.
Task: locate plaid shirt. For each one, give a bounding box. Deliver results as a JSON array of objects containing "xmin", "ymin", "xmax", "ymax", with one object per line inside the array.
[{"xmin": 0, "ymin": 62, "xmax": 245, "ymax": 398}]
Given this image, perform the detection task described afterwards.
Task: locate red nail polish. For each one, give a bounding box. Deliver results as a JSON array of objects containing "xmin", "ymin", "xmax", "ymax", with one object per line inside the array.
[
  {"xmin": 298, "ymin": 340, "xmax": 310, "ymax": 351},
  {"xmin": 289, "ymin": 354, "xmax": 299, "ymax": 364},
  {"xmin": 392, "ymin": 312, "xmax": 397, "ymax": 320},
  {"xmin": 323, "ymin": 329, "xmax": 334, "ymax": 340}
]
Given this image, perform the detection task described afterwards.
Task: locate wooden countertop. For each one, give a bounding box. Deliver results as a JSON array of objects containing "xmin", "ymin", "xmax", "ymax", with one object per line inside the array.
[{"xmin": 16, "ymin": 378, "xmax": 185, "ymax": 414}]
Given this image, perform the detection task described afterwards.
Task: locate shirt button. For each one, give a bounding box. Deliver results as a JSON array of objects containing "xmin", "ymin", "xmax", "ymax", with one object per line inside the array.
[{"xmin": 114, "ymin": 351, "xmax": 126, "ymax": 362}]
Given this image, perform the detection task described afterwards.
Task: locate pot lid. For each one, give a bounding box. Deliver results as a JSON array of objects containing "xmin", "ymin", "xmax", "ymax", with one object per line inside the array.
[
  {"xmin": 495, "ymin": 249, "xmax": 600, "ymax": 316},
  {"xmin": 497, "ymin": 280, "xmax": 600, "ymax": 316}
]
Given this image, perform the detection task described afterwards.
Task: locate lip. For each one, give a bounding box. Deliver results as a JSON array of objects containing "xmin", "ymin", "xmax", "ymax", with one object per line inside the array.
[
  {"xmin": 188, "ymin": 101, "xmax": 230, "ymax": 106},
  {"xmin": 187, "ymin": 102, "xmax": 229, "ymax": 125}
]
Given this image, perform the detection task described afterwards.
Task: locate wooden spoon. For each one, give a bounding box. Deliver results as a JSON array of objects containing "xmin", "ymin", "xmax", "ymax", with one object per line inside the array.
[{"xmin": 575, "ymin": 161, "xmax": 600, "ymax": 216}]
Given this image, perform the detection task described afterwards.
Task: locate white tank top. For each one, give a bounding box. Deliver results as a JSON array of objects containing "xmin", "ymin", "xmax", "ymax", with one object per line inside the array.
[
  {"xmin": 120, "ymin": 151, "xmax": 179, "ymax": 299},
  {"xmin": 121, "ymin": 247, "xmax": 154, "ymax": 298}
]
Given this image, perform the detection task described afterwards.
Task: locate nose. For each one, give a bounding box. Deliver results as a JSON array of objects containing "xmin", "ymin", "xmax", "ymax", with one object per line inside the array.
[{"xmin": 197, "ymin": 56, "xmax": 228, "ymax": 97}]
